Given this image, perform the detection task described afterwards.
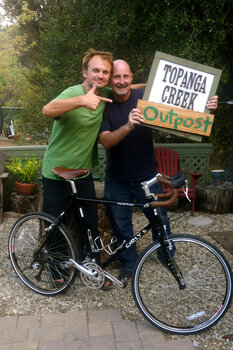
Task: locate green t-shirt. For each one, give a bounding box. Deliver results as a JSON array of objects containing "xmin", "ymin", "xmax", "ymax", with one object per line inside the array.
[{"xmin": 42, "ymin": 84, "xmax": 111, "ymax": 180}]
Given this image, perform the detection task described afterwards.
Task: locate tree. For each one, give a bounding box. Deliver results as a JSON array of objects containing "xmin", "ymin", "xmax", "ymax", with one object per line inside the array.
[
  {"xmin": 0, "ymin": 2, "xmax": 54, "ymax": 140},
  {"xmin": 0, "ymin": 25, "xmax": 28, "ymax": 106},
  {"xmin": 1, "ymin": 0, "xmax": 233, "ymax": 156}
]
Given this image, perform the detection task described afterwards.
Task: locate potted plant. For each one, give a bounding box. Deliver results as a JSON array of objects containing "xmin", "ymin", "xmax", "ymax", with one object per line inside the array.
[{"xmin": 5, "ymin": 155, "xmax": 42, "ymax": 195}]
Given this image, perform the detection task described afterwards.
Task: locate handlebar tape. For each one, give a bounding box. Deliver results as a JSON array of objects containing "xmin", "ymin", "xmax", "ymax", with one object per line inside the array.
[{"xmin": 150, "ymin": 175, "xmax": 178, "ymax": 208}]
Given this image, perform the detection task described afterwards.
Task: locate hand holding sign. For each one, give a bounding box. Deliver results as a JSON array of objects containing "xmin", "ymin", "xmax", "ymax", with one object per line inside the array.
[
  {"xmin": 206, "ymin": 95, "xmax": 218, "ymax": 111},
  {"xmin": 127, "ymin": 109, "xmax": 144, "ymax": 130}
]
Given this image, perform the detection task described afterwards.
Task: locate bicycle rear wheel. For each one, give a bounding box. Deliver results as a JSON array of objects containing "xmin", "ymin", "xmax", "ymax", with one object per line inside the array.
[
  {"xmin": 132, "ymin": 234, "xmax": 232, "ymax": 334},
  {"xmin": 8, "ymin": 212, "xmax": 78, "ymax": 296}
]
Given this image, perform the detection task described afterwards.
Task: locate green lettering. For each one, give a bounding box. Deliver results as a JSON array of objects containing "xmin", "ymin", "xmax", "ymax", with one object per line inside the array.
[
  {"xmin": 183, "ymin": 118, "xmax": 194, "ymax": 128},
  {"xmin": 174, "ymin": 117, "xmax": 183, "ymax": 130},
  {"xmin": 167, "ymin": 109, "xmax": 178, "ymax": 124},
  {"xmin": 144, "ymin": 106, "xmax": 158, "ymax": 121},
  {"xmin": 195, "ymin": 117, "xmax": 203, "ymax": 129},
  {"xmin": 203, "ymin": 116, "xmax": 212, "ymax": 133},
  {"xmin": 160, "ymin": 112, "xmax": 168, "ymax": 123}
]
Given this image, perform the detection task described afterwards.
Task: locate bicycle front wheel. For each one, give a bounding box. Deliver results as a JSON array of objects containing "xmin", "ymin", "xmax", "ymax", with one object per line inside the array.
[
  {"xmin": 9, "ymin": 212, "xmax": 78, "ymax": 296},
  {"xmin": 132, "ymin": 234, "xmax": 232, "ymax": 335}
]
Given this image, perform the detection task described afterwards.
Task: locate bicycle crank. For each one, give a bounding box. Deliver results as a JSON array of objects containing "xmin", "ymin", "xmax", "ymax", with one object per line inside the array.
[{"xmin": 80, "ymin": 261, "xmax": 105, "ymax": 289}]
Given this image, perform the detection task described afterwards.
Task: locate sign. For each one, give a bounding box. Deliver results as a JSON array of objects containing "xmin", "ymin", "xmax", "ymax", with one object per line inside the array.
[
  {"xmin": 140, "ymin": 51, "xmax": 222, "ymax": 141},
  {"xmin": 137, "ymin": 100, "xmax": 214, "ymax": 136}
]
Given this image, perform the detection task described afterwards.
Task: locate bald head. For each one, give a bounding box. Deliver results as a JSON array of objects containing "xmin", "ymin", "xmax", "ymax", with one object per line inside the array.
[
  {"xmin": 111, "ymin": 60, "xmax": 133, "ymax": 101},
  {"xmin": 113, "ymin": 60, "xmax": 131, "ymax": 73}
]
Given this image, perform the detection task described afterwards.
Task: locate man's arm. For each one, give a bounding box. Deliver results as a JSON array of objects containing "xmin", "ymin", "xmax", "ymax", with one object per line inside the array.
[
  {"xmin": 131, "ymin": 83, "xmax": 146, "ymax": 89},
  {"xmin": 99, "ymin": 108, "xmax": 144, "ymax": 149},
  {"xmin": 42, "ymin": 85, "xmax": 112, "ymax": 118},
  {"xmin": 42, "ymin": 97, "xmax": 86, "ymax": 118}
]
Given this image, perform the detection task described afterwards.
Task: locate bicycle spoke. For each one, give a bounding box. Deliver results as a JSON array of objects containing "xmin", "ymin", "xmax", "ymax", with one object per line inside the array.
[
  {"xmin": 132, "ymin": 234, "xmax": 232, "ymax": 334},
  {"xmin": 9, "ymin": 212, "xmax": 78, "ymax": 296}
]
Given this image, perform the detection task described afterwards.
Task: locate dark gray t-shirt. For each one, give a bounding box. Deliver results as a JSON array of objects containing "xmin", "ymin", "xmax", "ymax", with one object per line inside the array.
[{"xmin": 99, "ymin": 89, "xmax": 156, "ymax": 182}]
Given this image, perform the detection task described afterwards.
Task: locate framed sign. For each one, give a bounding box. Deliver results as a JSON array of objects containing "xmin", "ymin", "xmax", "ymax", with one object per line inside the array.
[{"xmin": 139, "ymin": 51, "xmax": 222, "ymax": 141}]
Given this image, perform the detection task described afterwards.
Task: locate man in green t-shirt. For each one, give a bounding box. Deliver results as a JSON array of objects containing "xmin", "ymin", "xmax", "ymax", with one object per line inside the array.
[{"xmin": 42, "ymin": 49, "xmax": 113, "ymax": 264}]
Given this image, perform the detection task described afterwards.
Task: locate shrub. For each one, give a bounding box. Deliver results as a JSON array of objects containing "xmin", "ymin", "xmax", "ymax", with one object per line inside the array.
[{"xmin": 5, "ymin": 155, "xmax": 42, "ymax": 183}]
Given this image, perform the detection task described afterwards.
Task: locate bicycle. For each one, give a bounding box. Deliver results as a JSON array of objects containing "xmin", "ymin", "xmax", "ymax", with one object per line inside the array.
[{"xmin": 8, "ymin": 167, "xmax": 233, "ymax": 335}]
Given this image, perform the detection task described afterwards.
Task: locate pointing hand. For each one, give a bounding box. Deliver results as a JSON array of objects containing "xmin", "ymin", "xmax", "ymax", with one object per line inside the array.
[{"xmin": 82, "ymin": 84, "xmax": 112, "ymax": 110}]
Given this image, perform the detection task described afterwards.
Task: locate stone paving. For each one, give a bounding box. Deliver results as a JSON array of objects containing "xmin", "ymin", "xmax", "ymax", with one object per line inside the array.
[
  {"xmin": 0, "ymin": 308, "xmax": 194, "ymax": 350},
  {"xmin": 1, "ymin": 212, "xmax": 232, "ymax": 349}
]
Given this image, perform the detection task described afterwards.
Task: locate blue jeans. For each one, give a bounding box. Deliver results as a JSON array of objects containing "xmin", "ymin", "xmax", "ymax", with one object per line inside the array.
[{"xmin": 104, "ymin": 175, "xmax": 171, "ymax": 270}]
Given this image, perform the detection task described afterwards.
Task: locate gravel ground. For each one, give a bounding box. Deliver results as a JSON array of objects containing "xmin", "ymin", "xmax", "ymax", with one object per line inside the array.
[{"xmin": 0, "ymin": 209, "xmax": 232, "ymax": 350}]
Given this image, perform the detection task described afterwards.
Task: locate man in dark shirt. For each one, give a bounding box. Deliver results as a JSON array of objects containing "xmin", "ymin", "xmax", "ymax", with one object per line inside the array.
[
  {"xmin": 99, "ymin": 60, "xmax": 170, "ymax": 285},
  {"xmin": 99, "ymin": 59, "xmax": 218, "ymax": 285}
]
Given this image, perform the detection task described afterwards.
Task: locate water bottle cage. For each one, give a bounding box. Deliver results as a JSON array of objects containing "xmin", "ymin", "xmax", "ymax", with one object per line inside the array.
[{"xmin": 87, "ymin": 229, "xmax": 123, "ymax": 256}]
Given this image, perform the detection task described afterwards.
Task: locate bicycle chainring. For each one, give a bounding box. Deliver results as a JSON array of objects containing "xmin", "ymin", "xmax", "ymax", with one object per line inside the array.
[{"xmin": 80, "ymin": 262, "xmax": 105, "ymax": 289}]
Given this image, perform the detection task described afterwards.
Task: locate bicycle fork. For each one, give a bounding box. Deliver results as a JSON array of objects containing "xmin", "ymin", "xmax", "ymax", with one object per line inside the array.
[
  {"xmin": 152, "ymin": 208, "xmax": 186, "ymax": 290},
  {"xmin": 158, "ymin": 227, "xmax": 186, "ymax": 290}
]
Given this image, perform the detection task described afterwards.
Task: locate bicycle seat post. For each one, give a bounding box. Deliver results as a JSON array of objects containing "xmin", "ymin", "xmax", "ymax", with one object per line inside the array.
[{"xmin": 69, "ymin": 180, "xmax": 77, "ymax": 194}]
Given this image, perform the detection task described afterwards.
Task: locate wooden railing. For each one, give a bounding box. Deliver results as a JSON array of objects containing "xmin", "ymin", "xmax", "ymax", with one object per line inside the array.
[{"xmin": 1, "ymin": 143, "xmax": 214, "ymax": 183}]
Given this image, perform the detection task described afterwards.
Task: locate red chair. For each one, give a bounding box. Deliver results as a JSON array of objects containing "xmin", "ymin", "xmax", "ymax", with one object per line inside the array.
[{"xmin": 154, "ymin": 147, "xmax": 203, "ymax": 214}]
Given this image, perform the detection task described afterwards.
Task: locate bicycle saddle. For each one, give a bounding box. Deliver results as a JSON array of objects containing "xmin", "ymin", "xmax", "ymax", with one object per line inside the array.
[{"xmin": 52, "ymin": 167, "xmax": 90, "ymax": 180}]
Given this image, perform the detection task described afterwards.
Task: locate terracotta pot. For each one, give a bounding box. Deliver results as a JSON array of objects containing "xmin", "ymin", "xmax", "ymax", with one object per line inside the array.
[{"xmin": 15, "ymin": 181, "xmax": 37, "ymax": 195}]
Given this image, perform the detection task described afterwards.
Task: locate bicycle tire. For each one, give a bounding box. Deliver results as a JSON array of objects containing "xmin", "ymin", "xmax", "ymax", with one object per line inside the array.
[
  {"xmin": 8, "ymin": 212, "xmax": 78, "ymax": 296},
  {"xmin": 132, "ymin": 234, "xmax": 232, "ymax": 335}
]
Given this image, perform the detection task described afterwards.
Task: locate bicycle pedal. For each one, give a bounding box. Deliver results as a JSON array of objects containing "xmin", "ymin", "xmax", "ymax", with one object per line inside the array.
[
  {"xmin": 121, "ymin": 280, "xmax": 128, "ymax": 288},
  {"xmin": 117, "ymin": 270, "xmax": 132, "ymax": 288}
]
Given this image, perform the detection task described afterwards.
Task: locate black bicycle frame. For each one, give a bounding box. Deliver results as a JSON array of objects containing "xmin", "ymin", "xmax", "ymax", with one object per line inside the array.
[
  {"xmin": 73, "ymin": 194, "xmax": 185, "ymax": 288},
  {"xmin": 72, "ymin": 193, "xmax": 165, "ymax": 269},
  {"xmin": 41, "ymin": 192, "xmax": 157, "ymax": 264},
  {"xmin": 38, "ymin": 192, "xmax": 185, "ymax": 288}
]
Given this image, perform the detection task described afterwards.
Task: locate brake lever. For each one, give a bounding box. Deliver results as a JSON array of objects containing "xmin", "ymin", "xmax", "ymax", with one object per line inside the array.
[{"xmin": 183, "ymin": 178, "xmax": 191, "ymax": 202}]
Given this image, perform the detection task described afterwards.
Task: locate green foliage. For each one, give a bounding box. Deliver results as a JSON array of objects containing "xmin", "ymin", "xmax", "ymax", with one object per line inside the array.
[
  {"xmin": 0, "ymin": 25, "xmax": 30, "ymax": 106},
  {"xmin": 1, "ymin": 0, "xmax": 233, "ymax": 161},
  {"xmin": 14, "ymin": 66, "xmax": 54, "ymax": 143},
  {"xmin": 5, "ymin": 155, "xmax": 42, "ymax": 183}
]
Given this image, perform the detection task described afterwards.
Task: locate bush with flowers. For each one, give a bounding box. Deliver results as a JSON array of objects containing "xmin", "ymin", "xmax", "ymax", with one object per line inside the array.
[{"xmin": 5, "ymin": 155, "xmax": 42, "ymax": 183}]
